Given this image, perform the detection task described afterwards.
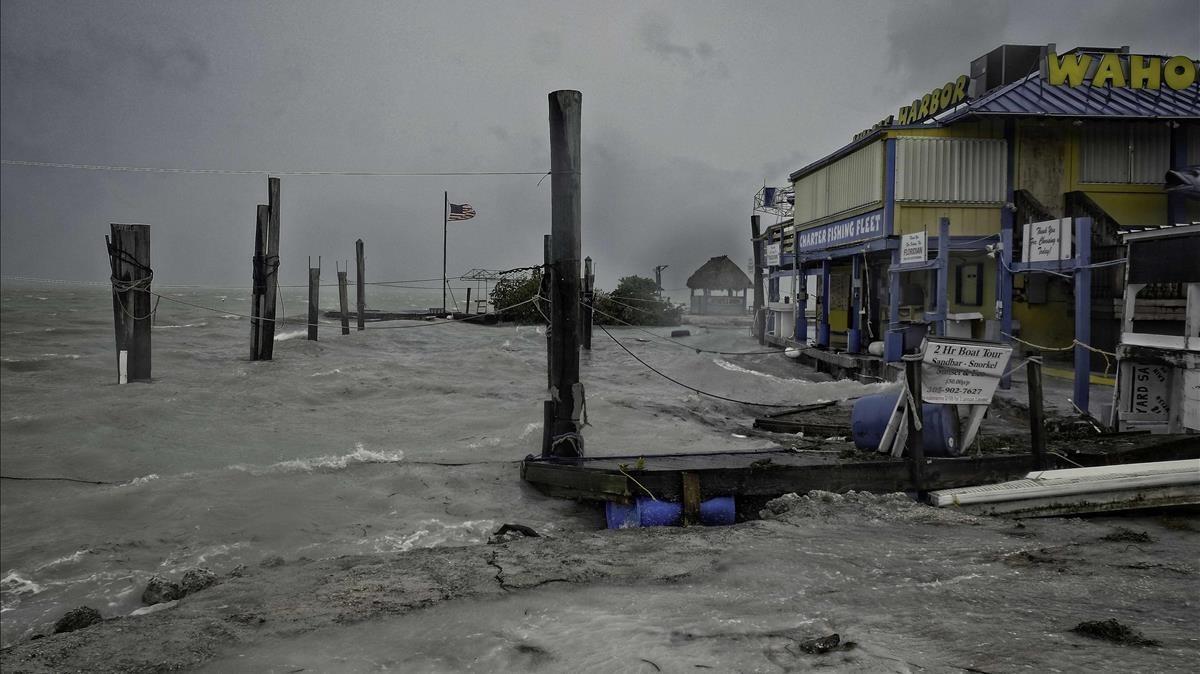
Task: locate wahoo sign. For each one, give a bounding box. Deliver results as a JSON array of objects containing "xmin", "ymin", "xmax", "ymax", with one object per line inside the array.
[{"xmin": 795, "ymin": 210, "xmax": 886, "ymax": 252}]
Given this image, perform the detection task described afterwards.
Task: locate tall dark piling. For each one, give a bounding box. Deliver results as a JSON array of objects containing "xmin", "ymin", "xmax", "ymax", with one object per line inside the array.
[
  {"xmin": 544, "ymin": 89, "xmax": 584, "ymax": 458},
  {"xmin": 106, "ymin": 224, "xmax": 152, "ymax": 383},
  {"xmin": 308, "ymin": 257, "xmax": 320, "ymax": 341},
  {"xmin": 338, "ymin": 266, "xmax": 350, "ymax": 335},
  {"xmin": 259, "ymin": 176, "xmax": 282, "ymax": 359},
  {"xmin": 250, "ymin": 204, "xmax": 270, "ymax": 359},
  {"xmin": 355, "ymin": 238, "xmax": 365, "ymax": 331}
]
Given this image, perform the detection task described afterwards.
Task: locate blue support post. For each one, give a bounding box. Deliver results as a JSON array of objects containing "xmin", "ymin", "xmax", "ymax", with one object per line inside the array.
[
  {"xmin": 999, "ymin": 120, "xmax": 1016, "ymax": 389},
  {"xmin": 934, "ymin": 218, "xmax": 950, "ymax": 337},
  {"xmin": 885, "ymin": 247, "xmax": 902, "ymax": 362},
  {"xmin": 795, "ymin": 261, "xmax": 808, "ymax": 345},
  {"xmin": 818, "ymin": 260, "xmax": 831, "ymax": 348},
  {"xmin": 1074, "ymin": 217, "xmax": 1092, "ymax": 416},
  {"xmin": 848, "ymin": 254, "xmax": 862, "ymax": 353},
  {"xmin": 998, "ymin": 225, "xmax": 1015, "ymax": 388}
]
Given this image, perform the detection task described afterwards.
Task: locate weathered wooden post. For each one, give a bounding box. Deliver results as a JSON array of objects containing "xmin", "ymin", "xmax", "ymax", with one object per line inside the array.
[
  {"xmin": 355, "ymin": 238, "xmax": 365, "ymax": 331},
  {"xmin": 1026, "ymin": 352, "xmax": 1048, "ymax": 470},
  {"xmin": 338, "ymin": 264, "xmax": 350, "ymax": 335},
  {"xmin": 465, "ymin": 287, "xmax": 472, "ymax": 316},
  {"xmin": 544, "ymin": 89, "xmax": 584, "ymax": 458},
  {"xmin": 681, "ymin": 472, "xmax": 701, "ymax": 526},
  {"xmin": 581, "ymin": 256, "xmax": 594, "ymax": 350},
  {"xmin": 308, "ymin": 256, "xmax": 320, "ymax": 341},
  {"xmin": 751, "ymin": 215, "xmax": 765, "ymax": 345},
  {"xmin": 259, "ymin": 176, "xmax": 282, "ymax": 359},
  {"xmin": 544, "ymin": 233, "xmax": 553, "ymax": 390},
  {"xmin": 106, "ymin": 224, "xmax": 152, "ymax": 383},
  {"xmin": 250, "ymin": 204, "xmax": 269, "ymax": 359},
  {"xmin": 904, "ymin": 356, "xmax": 926, "ymax": 492}
]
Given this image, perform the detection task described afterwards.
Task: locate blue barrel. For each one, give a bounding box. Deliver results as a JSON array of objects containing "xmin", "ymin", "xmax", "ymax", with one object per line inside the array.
[
  {"xmin": 851, "ymin": 392, "xmax": 961, "ymax": 457},
  {"xmin": 605, "ymin": 496, "xmax": 736, "ymax": 529}
]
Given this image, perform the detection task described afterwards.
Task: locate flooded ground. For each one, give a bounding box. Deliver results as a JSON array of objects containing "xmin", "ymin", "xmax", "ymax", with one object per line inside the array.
[{"xmin": 1, "ymin": 281, "xmax": 879, "ymax": 647}]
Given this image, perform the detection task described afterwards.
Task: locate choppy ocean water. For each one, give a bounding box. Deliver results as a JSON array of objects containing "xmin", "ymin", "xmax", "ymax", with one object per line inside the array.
[{"xmin": 0, "ymin": 280, "xmax": 883, "ymax": 646}]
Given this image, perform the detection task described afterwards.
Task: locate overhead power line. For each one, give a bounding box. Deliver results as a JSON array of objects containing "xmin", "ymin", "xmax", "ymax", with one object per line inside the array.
[{"xmin": 0, "ymin": 159, "xmax": 552, "ymax": 177}]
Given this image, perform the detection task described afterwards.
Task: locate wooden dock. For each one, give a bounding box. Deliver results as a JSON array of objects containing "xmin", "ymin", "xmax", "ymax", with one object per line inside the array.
[{"xmin": 521, "ymin": 435, "xmax": 1200, "ymax": 508}]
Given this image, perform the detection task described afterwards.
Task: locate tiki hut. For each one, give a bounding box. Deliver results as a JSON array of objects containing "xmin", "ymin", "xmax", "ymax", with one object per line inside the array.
[{"xmin": 686, "ymin": 255, "xmax": 753, "ymax": 315}]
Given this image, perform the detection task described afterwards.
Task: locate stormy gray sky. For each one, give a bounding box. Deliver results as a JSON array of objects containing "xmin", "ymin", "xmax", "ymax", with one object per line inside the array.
[{"xmin": 2, "ymin": 0, "xmax": 1196, "ymax": 291}]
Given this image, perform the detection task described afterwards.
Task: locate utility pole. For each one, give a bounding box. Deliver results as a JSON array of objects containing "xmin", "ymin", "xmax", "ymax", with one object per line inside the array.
[
  {"xmin": 654, "ymin": 264, "xmax": 669, "ymax": 299},
  {"xmin": 544, "ymin": 89, "xmax": 584, "ymax": 458},
  {"xmin": 581, "ymin": 256, "xmax": 594, "ymax": 350},
  {"xmin": 751, "ymin": 215, "xmax": 766, "ymax": 344}
]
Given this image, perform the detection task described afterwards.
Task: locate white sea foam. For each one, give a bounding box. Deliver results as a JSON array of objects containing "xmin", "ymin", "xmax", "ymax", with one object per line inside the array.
[
  {"xmin": 227, "ymin": 444, "xmax": 405, "ymax": 475},
  {"xmin": 712, "ymin": 358, "xmax": 792, "ymax": 382},
  {"xmin": 1, "ymin": 571, "xmax": 45, "ymax": 599},
  {"xmin": 311, "ymin": 368, "xmax": 343, "ymax": 377},
  {"xmin": 274, "ymin": 329, "xmax": 308, "ymax": 341},
  {"xmin": 366, "ymin": 519, "xmax": 496, "ymax": 553},
  {"xmin": 119, "ymin": 474, "xmax": 160, "ymax": 487},
  {"xmin": 34, "ymin": 549, "xmax": 92, "ymax": 571},
  {"xmin": 519, "ymin": 422, "xmax": 542, "ymax": 439},
  {"xmin": 153, "ymin": 322, "xmax": 207, "ymax": 329}
]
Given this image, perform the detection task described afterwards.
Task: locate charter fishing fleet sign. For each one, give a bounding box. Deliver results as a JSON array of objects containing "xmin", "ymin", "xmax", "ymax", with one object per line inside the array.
[{"xmin": 921, "ymin": 337, "xmax": 1013, "ymax": 405}]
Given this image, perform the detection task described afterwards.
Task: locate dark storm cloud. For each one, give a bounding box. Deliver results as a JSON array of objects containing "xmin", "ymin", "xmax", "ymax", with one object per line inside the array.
[
  {"xmin": 637, "ymin": 12, "xmax": 728, "ymax": 78},
  {"xmin": 1, "ymin": 27, "xmax": 209, "ymax": 94},
  {"xmin": 884, "ymin": 0, "xmax": 1199, "ymax": 92}
]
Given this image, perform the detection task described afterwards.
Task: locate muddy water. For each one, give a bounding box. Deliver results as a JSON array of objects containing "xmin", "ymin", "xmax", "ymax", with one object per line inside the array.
[{"xmin": 0, "ymin": 282, "xmax": 884, "ymax": 645}]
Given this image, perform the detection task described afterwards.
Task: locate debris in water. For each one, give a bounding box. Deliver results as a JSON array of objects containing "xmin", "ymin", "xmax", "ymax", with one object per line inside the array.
[
  {"xmin": 488, "ymin": 523, "xmax": 541, "ymax": 544},
  {"xmin": 1071, "ymin": 619, "xmax": 1160, "ymax": 647},
  {"xmin": 141, "ymin": 575, "xmax": 183, "ymax": 605},
  {"xmin": 53, "ymin": 606, "xmax": 102, "ymax": 634},
  {"xmin": 181, "ymin": 568, "xmax": 218, "ymax": 594},
  {"xmin": 797, "ymin": 633, "xmax": 841, "ymax": 654},
  {"xmin": 1100, "ymin": 528, "xmax": 1154, "ymax": 544}
]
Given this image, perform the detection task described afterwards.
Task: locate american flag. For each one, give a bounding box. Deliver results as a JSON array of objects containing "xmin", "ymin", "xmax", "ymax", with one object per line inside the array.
[{"xmin": 448, "ymin": 203, "xmax": 476, "ymax": 221}]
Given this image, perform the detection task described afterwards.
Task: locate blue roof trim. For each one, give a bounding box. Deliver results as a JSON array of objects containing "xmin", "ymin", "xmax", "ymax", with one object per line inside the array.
[{"xmin": 944, "ymin": 71, "xmax": 1200, "ymax": 122}]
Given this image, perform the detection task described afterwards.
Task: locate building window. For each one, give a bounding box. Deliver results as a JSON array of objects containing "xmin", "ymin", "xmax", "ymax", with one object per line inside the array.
[{"xmin": 1080, "ymin": 122, "xmax": 1170, "ymax": 184}]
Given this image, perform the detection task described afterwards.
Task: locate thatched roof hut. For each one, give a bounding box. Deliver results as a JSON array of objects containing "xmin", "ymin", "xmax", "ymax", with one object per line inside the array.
[{"xmin": 686, "ymin": 255, "xmax": 752, "ymax": 291}]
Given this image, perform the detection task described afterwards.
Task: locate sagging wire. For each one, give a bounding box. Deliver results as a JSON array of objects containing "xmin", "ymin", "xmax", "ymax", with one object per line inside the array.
[
  {"xmin": 588, "ymin": 302, "xmax": 781, "ymax": 356},
  {"xmin": 595, "ymin": 323, "xmax": 795, "ymax": 408}
]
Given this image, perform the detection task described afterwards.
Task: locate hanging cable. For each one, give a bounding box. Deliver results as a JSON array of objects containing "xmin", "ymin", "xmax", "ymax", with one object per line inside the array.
[
  {"xmin": 588, "ymin": 302, "xmax": 781, "ymax": 355},
  {"xmin": 595, "ymin": 323, "xmax": 794, "ymax": 408}
]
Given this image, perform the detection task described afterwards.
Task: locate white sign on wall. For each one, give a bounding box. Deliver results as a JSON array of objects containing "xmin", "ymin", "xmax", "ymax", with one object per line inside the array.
[
  {"xmin": 1021, "ymin": 218, "xmax": 1073, "ymax": 263},
  {"xmin": 765, "ymin": 243, "xmax": 781, "ymax": 267},
  {"xmin": 900, "ymin": 232, "xmax": 927, "ymax": 265},
  {"xmin": 921, "ymin": 337, "xmax": 1013, "ymax": 405}
]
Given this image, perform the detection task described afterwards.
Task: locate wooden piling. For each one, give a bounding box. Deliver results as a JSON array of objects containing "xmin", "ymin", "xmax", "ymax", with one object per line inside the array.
[
  {"xmin": 681, "ymin": 472, "xmax": 701, "ymax": 526},
  {"xmin": 751, "ymin": 215, "xmax": 765, "ymax": 345},
  {"xmin": 465, "ymin": 287, "xmax": 472, "ymax": 316},
  {"xmin": 581, "ymin": 256, "xmax": 594, "ymax": 350},
  {"xmin": 250, "ymin": 204, "xmax": 269, "ymax": 359},
  {"xmin": 904, "ymin": 357, "xmax": 926, "ymax": 492},
  {"xmin": 308, "ymin": 257, "xmax": 320, "ymax": 341},
  {"xmin": 544, "ymin": 233, "xmax": 553, "ymax": 390},
  {"xmin": 338, "ymin": 267, "xmax": 350, "ymax": 335},
  {"xmin": 355, "ymin": 238, "xmax": 366, "ymax": 331},
  {"xmin": 1027, "ymin": 352, "xmax": 1048, "ymax": 470},
  {"xmin": 545, "ymin": 89, "xmax": 584, "ymax": 458},
  {"xmin": 106, "ymin": 224, "xmax": 152, "ymax": 382},
  {"xmin": 260, "ymin": 177, "xmax": 282, "ymax": 359}
]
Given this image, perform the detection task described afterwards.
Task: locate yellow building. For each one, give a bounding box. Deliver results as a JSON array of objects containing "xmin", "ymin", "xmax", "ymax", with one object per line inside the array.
[{"xmin": 757, "ymin": 44, "xmax": 1199, "ymax": 408}]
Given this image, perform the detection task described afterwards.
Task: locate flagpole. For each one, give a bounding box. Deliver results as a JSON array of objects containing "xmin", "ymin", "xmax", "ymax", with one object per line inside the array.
[{"xmin": 442, "ymin": 190, "xmax": 448, "ymax": 313}]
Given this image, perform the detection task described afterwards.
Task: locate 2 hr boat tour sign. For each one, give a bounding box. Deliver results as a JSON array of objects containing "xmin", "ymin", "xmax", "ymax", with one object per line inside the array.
[{"xmin": 921, "ymin": 337, "xmax": 1013, "ymax": 405}]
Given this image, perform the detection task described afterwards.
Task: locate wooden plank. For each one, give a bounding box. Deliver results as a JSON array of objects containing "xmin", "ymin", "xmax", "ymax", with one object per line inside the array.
[
  {"xmin": 681, "ymin": 472, "xmax": 701, "ymax": 526},
  {"xmin": 521, "ymin": 462, "xmax": 629, "ymax": 498},
  {"xmin": 521, "ymin": 454, "xmax": 1036, "ymax": 502}
]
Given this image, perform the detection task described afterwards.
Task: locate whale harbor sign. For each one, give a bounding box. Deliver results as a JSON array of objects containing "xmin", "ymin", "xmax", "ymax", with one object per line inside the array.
[
  {"xmin": 795, "ymin": 209, "xmax": 885, "ymax": 253},
  {"xmin": 921, "ymin": 337, "xmax": 1013, "ymax": 406}
]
